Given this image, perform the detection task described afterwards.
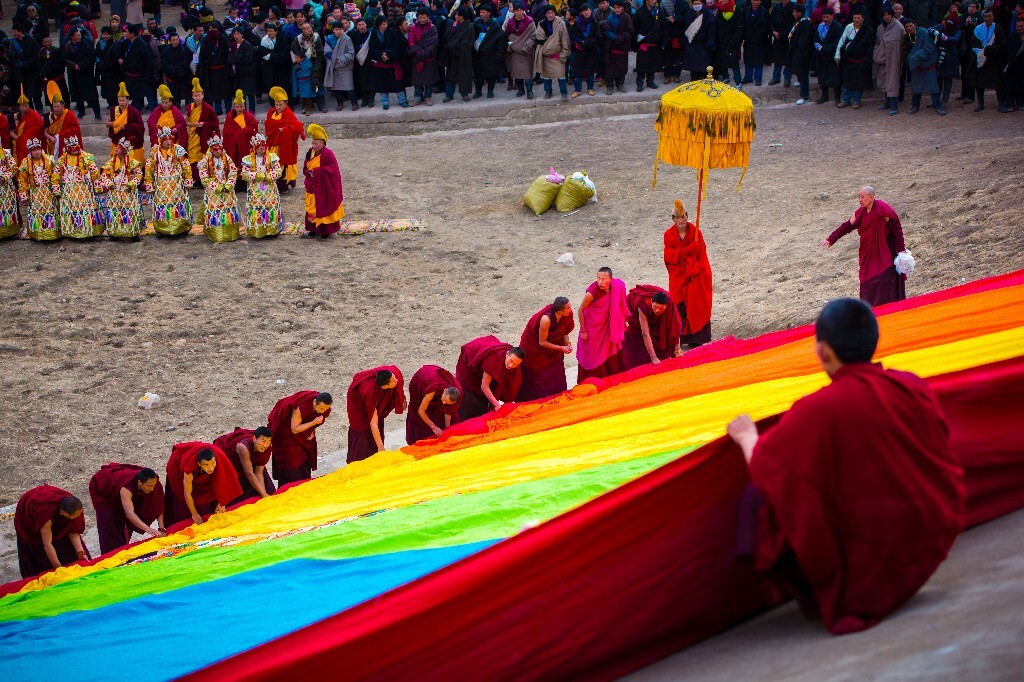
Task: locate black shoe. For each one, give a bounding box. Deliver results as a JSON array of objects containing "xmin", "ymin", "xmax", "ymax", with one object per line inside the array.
[
  {"xmin": 486, "ymin": 91, "xmax": 494, "ymax": 98},
  {"xmin": 462, "ymin": 95, "xmax": 472, "ymax": 102},
  {"xmin": 443, "ymin": 96, "xmax": 454, "ymax": 103},
  {"xmin": 816, "ymin": 95, "xmax": 829, "ymax": 104},
  {"xmin": 973, "ymin": 103, "xmax": 984, "ymax": 112},
  {"xmin": 646, "ymin": 79, "xmax": 658, "ymax": 89},
  {"xmin": 516, "ymin": 89, "xmax": 525, "ymax": 97},
  {"xmin": 768, "ymin": 79, "xmax": 781, "ymax": 86},
  {"xmin": 472, "ymin": 91, "xmax": 483, "ymax": 99},
  {"xmin": 909, "ymin": 106, "xmax": 919, "ymax": 114},
  {"xmin": 636, "ymin": 83, "xmax": 644, "ymax": 92}
]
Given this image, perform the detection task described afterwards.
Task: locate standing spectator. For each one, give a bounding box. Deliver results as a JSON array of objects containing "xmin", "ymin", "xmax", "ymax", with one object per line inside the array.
[
  {"xmin": 534, "ymin": 4, "xmax": 571, "ymax": 99},
  {"xmin": 682, "ymin": 0, "xmax": 717, "ymax": 81},
  {"xmin": 904, "ymin": 18, "xmax": 945, "ymax": 113},
  {"xmin": 407, "ymin": 9, "xmax": 438, "ymax": 106},
  {"xmin": 97, "ymin": 26, "xmax": 123, "ymax": 109},
  {"xmin": 663, "ymin": 3, "xmax": 686, "ymax": 83},
  {"xmin": 199, "ymin": 26, "xmax": 231, "ymax": 114},
  {"xmin": 769, "ymin": 0, "xmax": 796, "ymax": 86},
  {"xmin": 64, "ymin": 27, "xmax": 101, "ymax": 121},
  {"xmin": 260, "ymin": 22, "xmax": 294, "ymax": 100},
  {"xmin": 967, "ymin": 8, "xmax": 1007, "ymax": 111},
  {"xmin": 291, "ymin": 19, "xmax": 326, "ymax": 113},
  {"xmin": 506, "ymin": 2, "xmax": 538, "ymax": 98},
  {"xmin": 1005, "ymin": 16, "xmax": 1024, "ymax": 110},
  {"xmin": 10, "ymin": 23, "xmax": 41, "ymax": 111},
  {"xmin": 905, "ymin": 0, "xmax": 937, "ymax": 27},
  {"xmin": 472, "ymin": 4, "xmax": 505, "ymax": 99},
  {"xmin": 228, "ymin": 26, "xmax": 258, "ymax": 112},
  {"xmin": 957, "ymin": 1, "xmax": 982, "ymax": 103},
  {"xmin": 442, "ymin": 6, "xmax": 475, "ymax": 102},
  {"xmin": 368, "ymin": 16, "xmax": 408, "ymax": 109},
  {"xmin": 814, "ymin": 8, "xmax": 842, "ymax": 104},
  {"xmin": 39, "ymin": 35, "xmax": 70, "ymax": 109},
  {"xmin": 570, "ymin": 4, "xmax": 601, "ymax": 95},
  {"xmin": 934, "ymin": 10, "xmax": 962, "ymax": 107},
  {"xmin": 143, "ymin": 25, "xmax": 163, "ymax": 113},
  {"xmin": 633, "ymin": 0, "xmax": 665, "ymax": 92},
  {"xmin": 873, "ymin": 6, "xmax": 904, "ymax": 114},
  {"xmin": 790, "ymin": 2, "xmax": 814, "ymax": 104},
  {"xmin": 120, "ymin": 24, "xmax": 153, "ymax": 112},
  {"xmin": 712, "ymin": 0, "xmax": 742, "ymax": 87},
  {"xmin": 742, "ymin": 0, "xmax": 771, "ymax": 86},
  {"xmin": 835, "ymin": 7, "xmax": 874, "ymax": 108},
  {"xmin": 601, "ymin": 0, "xmax": 633, "ymax": 93},
  {"xmin": 161, "ymin": 29, "xmax": 193, "ymax": 111},
  {"xmin": 352, "ymin": 19, "xmax": 376, "ymax": 107}
]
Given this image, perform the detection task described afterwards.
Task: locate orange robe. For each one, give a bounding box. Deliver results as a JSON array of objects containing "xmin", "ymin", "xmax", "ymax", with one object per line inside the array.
[
  {"xmin": 14, "ymin": 110, "xmax": 44, "ymax": 163},
  {"xmin": 43, "ymin": 109, "xmax": 82, "ymax": 157},
  {"xmin": 663, "ymin": 223, "xmax": 713, "ymax": 340},
  {"xmin": 264, "ymin": 106, "xmax": 305, "ymax": 184}
]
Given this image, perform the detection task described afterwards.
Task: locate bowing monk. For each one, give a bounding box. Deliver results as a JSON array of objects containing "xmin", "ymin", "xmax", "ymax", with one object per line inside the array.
[
  {"xmin": 185, "ymin": 78, "xmax": 221, "ymax": 181},
  {"xmin": 88, "ymin": 464, "xmax": 166, "ymax": 554},
  {"xmin": 303, "ymin": 123, "xmax": 345, "ymax": 238},
  {"xmin": 821, "ymin": 186, "xmax": 911, "ymax": 307},
  {"xmin": 213, "ymin": 426, "xmax": 277, "ymax": 503},
  {"xmin": 267, "ymin": 390, "xmax": 333, "ymax": 485},
  {"xmin": 14, "ymin": 87, "xmax": 45, "ymax": 163},
  {"xmin": 728, "ymin": 298, "xmax": 966, "ymax": 634},
  {"xmin": 664, "ymin": 199, "xmax": 713, "ymax": 347},
  {"xmin": 576, "ymin": 267, "xmax": 629, "ymax": 383},
  {"xmin": 346, "ymin": 366, "xmax": 407, "ymax": 462},
  {"xmin": 406, "ymin": 365, "xmax": 463, "ymax": 444},
  {"xmin": 147, "ymin": 84, "xmax": 188, "ymax": 147},
  {"xmin": 14, "ymin": 485, "xmax": 89, "ymax": 579},
  {"xmin": 265, "ymin": 86, "xmax": 305, "ymax": 191},
  {"xmin": 517, "ymin": 297, "xmax": 576, "ymax": 402},
  {"xmin": 105, "ymin": 82, "xmax": 146, "ymax": 164},
  {"xmin": 164, "ymin": 442, "xmax": 243, "ymax": 527},
  {"xmin": 455, "ymin": 335, "xmax": 525, "ymax": 420},
  {"xmin": 622, "ymin": 284, "xmax": 683, "ymax": 369}
]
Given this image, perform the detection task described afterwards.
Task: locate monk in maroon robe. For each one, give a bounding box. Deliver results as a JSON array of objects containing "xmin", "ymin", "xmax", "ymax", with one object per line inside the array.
[
  {"xmin": 164, "ymin": 442, "xmax": 243, "ymax": 527},
  {"xmin": 622, "ymin": 284, "xmax": 683, "ymax": 370},
  {"xmin": 88, "ymin": 464, "xmax": 166, "ymax": 554},
  {"xmin": 346, "ymin": 366, "xmax": 407, "ymax": 463},
  {"xmin": 14, "ymin": 485, "xmax": 89, "ymax": 579},
  {"xmin": 822, "ymin": 186, "xmax": 908, "ymax": 307},
  {"xmin": 517, "ymin": 297, "xmax": 576, "ymax": 402},
  {"xmin": 455, "ymin": 336, "xmax": 525, "ymax": 421},
  {"xmin": 576, "ymin": 267, "xmax": 629, "ymax": 383},
  {"xmin": 267, "ymin": 390, "xmax": 333, "ymax": 485},
  {"xmin": 302, "ymin": 124, "xmax": 345, "ymax": 237},
  {"xmin": 407, "ymin": 365, "xmax": 463, "ymax": 445},
  {"xmin": 729, "ymin": 298, "xmax": 966, "ymax": 634},
  {"xmin": 213, "ymin": 426, "xmax": 277, "ymax": 504}
]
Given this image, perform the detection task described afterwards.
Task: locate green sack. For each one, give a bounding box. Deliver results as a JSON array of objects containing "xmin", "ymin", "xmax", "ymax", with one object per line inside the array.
[
  {"xmin": 554, "ymin": 174, "xmax": 595, "ymax": 213},
  {"xmin": 523, "ymin": 176, "xmax": 562, "ymax": 216}
]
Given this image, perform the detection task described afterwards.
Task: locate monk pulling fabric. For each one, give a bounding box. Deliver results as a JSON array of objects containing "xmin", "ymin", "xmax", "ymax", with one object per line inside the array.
[
  {"xmin": 88, "ymin": 464, "xmax": 166, "ymax": 554},
  {"xmin": 164, "ymin": 442, "xmax": 243, "ymax": 527},
  {"xmin": 346, "ymin": 366, "xmax": 407, "ymax": 462},
  {"xmin": 576, "ymin": 267, "xmax": 629, "ymax": 383},
  {"xmin": 622, "ymin": 284, "xmax": 683, "ymax": 369},
  {"xmin": 213, "ymin": 426, "xmax": 276, "ymax": 503},
  {"xmin": 14, "ymin": 485, "xmax": 89, "ymax": 579},
  {"xmin": 455, "ymin": 335, "xmax": 525, "ymax": 420},
  {"xmin": 406, "ymin": 365, "xmax": 462, "ymax": 445},
  {"xmin": 302, "ymin": 123, "xmax": 345, "ymax": 238},
  {"xmin": 664, "ymin": 199, "xmax": 713, "ymax": 347},
  {"xmin": 267, "ymin": 390, "xmax": 333, "ymax": 485},
  {"xmin": 516, "ymin": 297, "xmax": 575, "ymax": 402},
  {"xmin": 728, "ymin": 298, "xmax": 966, "ymax": 634}
]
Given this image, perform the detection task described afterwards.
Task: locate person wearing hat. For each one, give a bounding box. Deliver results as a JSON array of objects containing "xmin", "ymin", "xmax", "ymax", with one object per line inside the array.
[
  {"xmin": 664, "ymin": 198, "xmax": 713, "ymax": 349},
  {"xmin": 98, "ymin": 139, "xmax": 145, "ymax": 239},
  {"xmin": 534, "ymin": 4, "xmax": 571, "ymax": 99},
  {"xmin": 120, "ymin": 23, "xmax": 154, "ymax": 112},
  {"xmin": 13, "ymin": 86, "xmax": 46, "ymax": 164},
  {"xmin": 198, "ymin": 135, "xmax": 243, "ymax": 242},
  {"xmin": 324, "ymin": 19, "xmax": 360, "ymax": 109},
  {"xmin": 185, "ymin": 77, "xmax": 222, "ymax": 181},
  {"xmin": 239, "ymin": 133, "xmax": 285, "ymax": 238},
  {"xmin": 506, "ymin": 3, "xmax": 538, "ymax": 99},
  {"xmin": 147, "ymin": 83, "xmax": 187, "ymax": 146},
  {"xmin": 50, "ymin": 134, "xmax": 103, "ymax": 239},
  {"xmin": 0, "ymin": 137, "xmax": 19, "ymax": 240},
  {"xmin": 223, "ymin": 90, "xmax": 260, "ymax": 182},
  {"xmin": 600, "ymin": 0, "xmax": 633, "ymax": 94},
  {"xmin": 42, "ymin": 81, "xmax": 82, "ymax": 160},
  {"xmin": 144, "ymin": 125, "xmax": 194, "ymax": 236},
  {"xmin": 106, "ymin": 82, "xmax": 146, "ymax": 165},
  {"xmin": 265, "ymin": 85, "xmax": 305, "ymax": 190},
  {"xmin": 302, "ymin": 123, "xmax": 344, "ymax": 238},
  {"xmin": 788, "ymin": 3, "xmax": 814, "ymax": 104},
  {"xmin": 16, "ymin": 138, "xmax": 60, "ymax": 241}
]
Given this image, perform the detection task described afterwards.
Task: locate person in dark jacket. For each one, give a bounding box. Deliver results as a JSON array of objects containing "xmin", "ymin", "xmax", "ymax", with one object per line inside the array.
[
  {"xmin": 769, "ymin": 0, "xmax": 796, "ymax": 85},
  {"xmin": 712, "ymin": 0, "xmax": 742, "ymax": 86},
  {"xmin": 429, "ymin": 0, "xmax": 450, "ymax": 90},
  {"xmin": 570, "ymin": 4, "xmax": 602, "ymax": 95},
  {"xmin": 442, "ymin": 6, "xmax": 475, "ymax": 102},
  {"xmin": 160, "ymin": 30, "xmax": 192, "ymax": 111},
  {"xmin": 199, "ymin": 27, "xmax": 231, "ymax": 114},
  {"xmin": 742, "ymin": 0, "xmax": 771, "ymax": 84},
  {"xmin": 63, "ymin": 26, "xmax": 100, "ymax": 119},
  {"xmin": 258, "ymin": 23, "xmax": 294, "ymax": 101},
  {"xmin": 789, "ymin": 2, "xmax": 814, "ymax": 103},
  {"xmin": 933, "ymin": 11, "xmax": 961, "ymax": 106},
  {"xmin": 966, "ymin": 8, "xmax": 1007, "ymax": 111},
  {"xmin": 663, "ymin": 3, "xmax": 686, "ymax": 83},
  {"xmin": 472, "ymin": 5, "xmax": 506, "ymax": 98},
  {"xmin": 837, "ymin": 7, "xmax": 875, "ymax": 108},
  {"xmin": 368, "ymin": 16, "xmax": 409, "ymax": 109},
  {"xmin": 352, "ymin": 19, "xmax": 375, "ymax": 107},
  {"xmin": 228, "ymin": 26, "xmax": 258, "ymax": 112},
  {"xmin": 119, "ymin": 24, "xmax": 153, "ymax": 112},
  {"xmin": 10, "ymin": 23, "xmax": 42, "ymax": 110},
  {"xmin": 96, "ymin": 26, "xmax": 122, "ymax": 109},
  {"xmin": 408, "ymin": 8, "xmax": 439, "ymax": 105},
  {"xmin": 39, "ymin": 35, "xmax": 70, "ymax": 109},
  {"xmin": 633, "ymin": 0, "xmax": 665, "ymax": 91},
  {"xmin": 682, "ymin": 0, "xmax": 717, "ymax": 81},
  {"xmin": 601, "ymin": 0, "xmax": 633, "ymax": 93},
  {"xmin": 1004, "ymin": 16, "xmax": 1024, "ymax": 110},
  {"xmin": 813, "ymin": 7, "xmax": 842, "ymax": 103}
]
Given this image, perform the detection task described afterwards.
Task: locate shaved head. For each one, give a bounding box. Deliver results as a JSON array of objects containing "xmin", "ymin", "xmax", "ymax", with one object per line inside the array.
[{"xmin": 860, "ymin": 186, "xmax": 875, "ymax": 197}]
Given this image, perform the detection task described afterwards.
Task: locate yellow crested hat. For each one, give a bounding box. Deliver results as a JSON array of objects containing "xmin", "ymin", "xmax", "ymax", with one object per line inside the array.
[
  {"xmin": 269, "ymin": 86, "xmax": 288, "ymax": 103},
  {"xmin": 192, "ymin": 77, "xmax": 203, "ymax": 95},
  {"xmin": 46, "ymin": 80, "xmax": 63, "ymax": 105},
  {"xmin": 17, "ymin": 85, "xmax": 29, "ymax": 106},
  {"xmin": 157, "ymin": 83, "xmax": 172, "ymax": 101},
  {"xmin": 674, "ymin": 198, "xmax": 686, "ymax": 216},
  {"xmin": 117, "ymin": 81, "xmax": 130, "ymax": 98},
  {"xmin": 233, "ymin": 89, "xmax": 245, "ymax": 106},
  {"xmin": 306, "ymin": 123, "xmax": 328, "ymax": 142}
]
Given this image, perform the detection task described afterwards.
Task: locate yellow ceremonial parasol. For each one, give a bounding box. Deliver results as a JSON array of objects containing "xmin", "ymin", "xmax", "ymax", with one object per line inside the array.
[{"xmin": 653, "ymin": 67, "xmax": 756, "ymax": 228}]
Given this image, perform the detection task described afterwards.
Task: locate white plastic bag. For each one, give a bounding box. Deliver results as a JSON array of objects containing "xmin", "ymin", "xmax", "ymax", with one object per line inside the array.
[
  {"xmin": 555, "ymin": 252, "xmax": 575, "ymax": 267},
  {"xmin": 569, "ymin": 171, "xmax": 597, "ymax": 203},
  {"xmin": 137, "ymin": 392, "xmax": 161, "ymax": 410},
  {"xmin": 894, "ymin": 249, "xmax": 915, "ymax": 277}
]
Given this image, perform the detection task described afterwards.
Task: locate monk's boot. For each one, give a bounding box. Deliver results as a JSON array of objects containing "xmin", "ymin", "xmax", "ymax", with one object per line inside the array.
[{"xmin": 636, "ymin": 78, "xmax": 644, "ymax": 93}]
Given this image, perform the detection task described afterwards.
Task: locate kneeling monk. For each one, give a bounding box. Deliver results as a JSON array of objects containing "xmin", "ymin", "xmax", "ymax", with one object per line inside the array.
[
  {"xmin": 623, "ymin": 284, "xmax": 683, "ymax": 369},
  {"xmin": 88, "ymin": 464, "xmax": 166, "ymax": 554},
  {"xmin": 406, "ymin": 365, "xmax": 463, "ymax": 444},
  {"xmin": 728, "ymin": 298, "xmax": 966, "ymax": 634},
  {"xmin": 455, "ymin": 336, "xmax": 525, "ymax": 421},
  {"xmin": 302, "ymin": 123, "xmax": 345, "ymax": 237},
  {"xmin": 346, "ymin": 366, "xmax": 406, "ymax": 462},
  {"xmin": 14, "ymin": 486, "xmax": 89, "ymax": 578},
  {"xmin": 213, "ymin": 426, "xmax": 277, "ymax": 503},
  {"xmin": 268, "ymin": 390, "xmax": 333, "ymax": 485},
  {"xmin": 516, "ymin": 296, "xmax": 575, "ymax": 402},
  {"xmin": 164, "ymin": 443, "xmax": 243, "ymax": 527}
]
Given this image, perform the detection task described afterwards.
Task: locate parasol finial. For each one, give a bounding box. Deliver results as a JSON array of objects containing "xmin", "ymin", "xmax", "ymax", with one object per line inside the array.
[{"xmin": 705, "ymin": 66, "xmax": 714, "ymax": 80}]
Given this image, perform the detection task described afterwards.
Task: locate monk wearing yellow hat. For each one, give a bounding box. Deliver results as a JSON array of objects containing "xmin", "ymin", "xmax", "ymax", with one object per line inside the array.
[
  {"xmin": 147, "ymin": 84, "xmax": 187, "ymax": 147},
  {"xmin": 185, "ymin": 77, "xmax": 221, "ymax": 181},
  {"xmin": 105, "ymin": 82, "xmax": 146, "ymax": 164},
  {"xmin": 302, "ymin": 123, "xmax": 345, "ymax": 238},
  {"xmin": 264, "ymin": 86, "xmax": 305, "ymax": 192},
  {"xmin": 13, "ymin": 86, "xmax": 45, "ymax": 164},
  {"xmin": 42, "ymin": 81, "xmax": 82, "ymax": 159},
  {"xmin": 222, "ymin": 90, "xmax": 259, "ymax": 178}
]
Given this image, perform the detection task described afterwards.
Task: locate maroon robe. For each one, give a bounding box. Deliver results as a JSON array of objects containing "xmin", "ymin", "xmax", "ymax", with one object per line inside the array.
[
  {"xmin": 455, "ymin": 336, "xmax": 523, "ymax": 421},
  {"xmin": 185, "ymin": 100, "xmax": 222, "ymax": 177},
  {"xmin": 749, "ymin": 363, "xmax": 966, "ymax": 634},
  {"xmin": 145, "ymin": 105, "xmax": 188, "ymax": 146},
  {"xmin": 108, "ymin": 104, "xmax": 145, "ymax": 152},
  {"xmin": 576, "ymin": 281, "xmax": 627, "ymax": 384},
  {"xmin": 268, "ymin": 390, "xmax": 332, "ymax": 484},
  {"xmin": 14, "ymin": 485, "xmax": 88, "ymax": 579},
  {"xmin": 88, "ymin": 463, "xmax": 165, "ymax": 555},
  {"xmin": 303, "ymin": 146, "xmax": 344, "ymax": 236},
  {"xmin": 516, "ymin": 305, "xmax": 576, "ymax": 402},
  {"xmin": 222, "ymin": 110, "xmax": 259, "ymax": 168},
  {"xmin": 406, "ymin": 365, "xmax": 463, "ymax": 445},
  {"xmin": 164, "ymin": 442, "xmax": 243, "ymax": 527},
  {"xmin": 346, "ymin": 365, "xmax": 407, "ymax": 463},
  {"xmin": 826, "ymin": 199, "xmax": 907, "ymax": 307},
  {"xmin": 213, "ymin": 427, "xmax": 277, "ymax": 503},
  {"xmin": 622, "ymin": 284, "xmax": 683, "ymax": 370}
]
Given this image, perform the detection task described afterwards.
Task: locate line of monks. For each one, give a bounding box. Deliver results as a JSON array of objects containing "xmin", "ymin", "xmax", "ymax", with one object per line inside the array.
[{"xmin": 6, "ymin": 77, "xmax": 343, "ymax": 243}]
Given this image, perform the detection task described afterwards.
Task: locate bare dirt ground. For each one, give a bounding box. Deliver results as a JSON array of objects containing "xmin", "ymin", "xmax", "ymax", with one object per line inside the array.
[{"xmin": 1, "ymin": 97, "xmax": 1022, "ymax": 583}]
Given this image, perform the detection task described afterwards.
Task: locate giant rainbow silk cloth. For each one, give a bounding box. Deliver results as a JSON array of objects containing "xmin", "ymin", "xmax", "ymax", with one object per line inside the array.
[{"xmin": 2, "ymin": 270, "xmax": 1023, "ymax": 681}]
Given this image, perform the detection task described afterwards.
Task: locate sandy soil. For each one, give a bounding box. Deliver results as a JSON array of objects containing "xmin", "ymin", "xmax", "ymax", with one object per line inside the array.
[{"xmin": 1, "ymin": 99, "xmax": 1022, "ymax": 583}]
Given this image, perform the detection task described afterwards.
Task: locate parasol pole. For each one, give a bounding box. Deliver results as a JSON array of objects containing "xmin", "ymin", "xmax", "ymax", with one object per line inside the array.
[{"xmin": 695, "ymin": 169, "xmax": 704, "ymax": 229}]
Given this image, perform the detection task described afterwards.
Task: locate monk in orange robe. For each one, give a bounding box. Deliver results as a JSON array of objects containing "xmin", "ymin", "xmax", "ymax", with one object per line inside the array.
[
  {"xmin": 105, "ymin": 82, "xmax": 146, "ymax": 164},
  {"xmin": 664, "ymin": 199, "xmax": 713, "ymax": 347},
  {"xmin": 42, "ymin": 81, "xmax": 81, "ymax": 158},
  {"xmin": 729, "ymin": 298, "xmax": 966, "ymax": 634},
  {"xmin": 13, "ymin": 89, "xmax": 45, "ymax": 163},
  {"xmin": 14, "ymin": 486, "xmax": 88, "ymax": 578},
  {"xmin": 185, "ymin": 77, "xmax": 222, "ymax": 180},
  {"xmin": 163, "ymin": 442, "xmax": 243, "ymax": 527},
  {"xmin": 265, "ymin": 86, "xmax": 305, "ymax": 191},
  {"xmin": 146, "ymin": 84, "xmax": 188, "ymax": 147},
  {"xmin": 516, "ymin": 297, "xmax": 576, "ymax": 402},
  {"xmin": 267, "ymin": 390, "xmax": 334, "ymax": 485},
  {"xmin": 345, "ymin": 366, "xmax": 406, "ymax": 462}
]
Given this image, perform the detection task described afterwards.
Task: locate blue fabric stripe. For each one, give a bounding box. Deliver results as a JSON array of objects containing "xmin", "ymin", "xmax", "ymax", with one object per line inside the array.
[{"xmin": 0, "ymin": 541, "xmax": 496, "ymax": 682}]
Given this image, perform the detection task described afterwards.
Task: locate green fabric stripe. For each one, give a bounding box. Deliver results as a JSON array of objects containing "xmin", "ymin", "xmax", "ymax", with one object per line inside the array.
[{"xmin": 0, "ymin": 447, "xmax": 693, "ymax": 622}]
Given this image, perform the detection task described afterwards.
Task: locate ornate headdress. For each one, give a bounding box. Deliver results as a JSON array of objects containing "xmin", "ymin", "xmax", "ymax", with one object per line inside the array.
[
  {"xmin": 306, "ymin": 123, "xmax": 328, "ymax": 142},
  {"xmin": 208, "ymin": 135, "xmax": 223, "ymax": 147},
  {"xmin": 233, "ymin": 89, "xmax": 245, "ymax": 106},
  {"xmin": 157, "ymin": 84, "xmax": 173, "ymax": 101},
  {"xmin": 251, "ymin": 132, "xmax": 267, "ymax": 146},
  {"xmin": 46, "ymin": 80, "xmax": 64, "ymax": 105},
  {"xmin": 118, "ymin": 138, "xmax": 134, "ymax": 154},
  {"xmin": 117, "ymin": 81, "xmax": 130, "ymax": 98},
  {"xmin": 17, "ymin": 85, "xmax": 29, "ymax": 106},
  {"xmin": 269, "ymin": 86, "xmax": 288, "ymax": 103},
  {"xmin": 157, "ymin": 126, "xmax": 174, "ymax": 139},
  {"xmin": 64, "ymin": 135, "xmax": 80, "ymax": 149},
  {"xmin": 26, "ymin": 138, "xmax": 42, "ymax": 151},
  {"xmin": 192, "ymin": 77, "xmax": 204, "ymax": 95}
]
